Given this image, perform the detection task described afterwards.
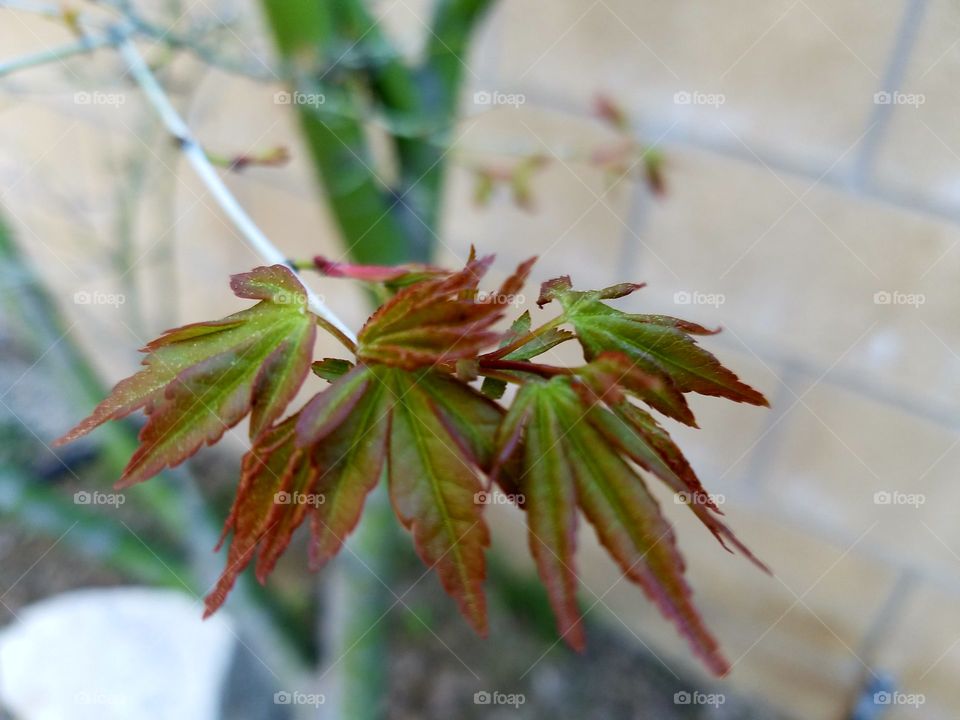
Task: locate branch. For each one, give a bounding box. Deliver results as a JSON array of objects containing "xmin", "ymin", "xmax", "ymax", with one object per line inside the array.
[
  {"xmin": 0, "ymin": 0, "xmax": 60, "ymax": 16},
  {"xmin": 260, "ymin": 0, "xmax": 422, "ymax": 265},
  {"xmin": 114, "ymin": 34, "xmax": 358, "ymax": 344},
  {"xmin": 423, "ymin": 0, "xmax": 495, "ymax": 115},
  {"xmin": 0, "ymin": 34, "xmax": 111, "ymax": 77}
]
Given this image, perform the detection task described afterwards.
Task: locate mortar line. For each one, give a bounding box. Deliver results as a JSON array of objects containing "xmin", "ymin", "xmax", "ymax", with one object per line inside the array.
[{"xmin": 850, "ymin": 0, "xmax": 930, "ymax": 189}]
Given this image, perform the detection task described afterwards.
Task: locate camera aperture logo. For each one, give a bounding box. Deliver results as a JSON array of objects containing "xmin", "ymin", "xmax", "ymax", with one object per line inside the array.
[
  {"xmin": 74, "ymin": 490, "xmax": 125, "ymax": 507},
  {"xmin": 273, "ymin": 691, "xmax": 325, "ymax": 707},
  {"xmin": 473, "ymin": 690, "xmax": 525, "ymax": 708},
  {"xmin": 473, "ymin": 90, "xmax": 526, "ymax": 108},
  {"xmin": 674, "ymin": 690, "xmax": 725, "ymax": 707}
]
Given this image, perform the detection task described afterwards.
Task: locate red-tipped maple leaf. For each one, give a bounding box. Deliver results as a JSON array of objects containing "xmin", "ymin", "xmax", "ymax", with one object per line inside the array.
[
  {"xmin": 205, "ymin": 371, "xmax": 391, "ymax": 616},
  {"xmin": 494, "ymin": 376, "xmax": 741, "ymax": 674},
  {"xmin": 355, "ymin": 253, "xmax": 534, "ymax": 368},
  {"xmin": 58, "ymin": 252, "xmax": 769, "ymax": 676},
  {"xmin": 538, "ymin": 276, "xmax": 768, "ymax": 412},
  {"xmin": 55, "ymin": 265, "xmax": 316, "ymax": 486},
  {"xmin": 299, "ymin": 364, "xmax": 499, "ymax": 632}
]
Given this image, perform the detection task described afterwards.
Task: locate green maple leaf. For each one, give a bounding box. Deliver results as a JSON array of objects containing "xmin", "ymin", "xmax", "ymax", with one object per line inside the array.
[
  {"xmin": 205, "ymin": 373, "xmax": 390, "ymax": 616},
  {"xmin": 383, "ymin": 368, "xmax": 493, "ymax": 634},
  {"xmin": 492, "ymin": 375, "xmax": 758, "ymax": 674},
  {"xmin": 538, "ymin": 276, "xmax": 768, "ymax": 423},
  {"xmin": 211, "ymin": 362, "xmax": 504, "ymax": 633},
  {"xmin": 55, "ymin": 265, "xmax": 317, "ymax": 486}
]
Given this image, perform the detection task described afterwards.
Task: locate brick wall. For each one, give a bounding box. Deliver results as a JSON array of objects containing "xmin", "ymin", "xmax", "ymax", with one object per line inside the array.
[{"xmin": 3, "ymin": 1, "xmax": 959, "ymax": 717}]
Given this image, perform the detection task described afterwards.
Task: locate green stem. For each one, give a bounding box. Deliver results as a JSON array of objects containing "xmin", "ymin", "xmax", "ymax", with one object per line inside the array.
[
  {"xmin": 316, "ymin": 316, "xmax": 358, "ymax": 354},
  {"xmin": 483, "ymin": 316, "xmax": 564, "ymax": 360}
]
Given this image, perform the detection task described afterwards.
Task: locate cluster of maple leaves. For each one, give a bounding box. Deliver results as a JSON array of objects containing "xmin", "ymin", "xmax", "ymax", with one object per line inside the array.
[{"xmin": 57, "ymin": 253, "xmax": 768, "ymax": 675}]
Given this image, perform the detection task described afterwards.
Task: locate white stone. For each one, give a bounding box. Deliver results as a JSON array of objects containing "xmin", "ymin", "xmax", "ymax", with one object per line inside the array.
[{"xmin": 0, "ymin": 587, "xmax": 236, "ymax": 720}]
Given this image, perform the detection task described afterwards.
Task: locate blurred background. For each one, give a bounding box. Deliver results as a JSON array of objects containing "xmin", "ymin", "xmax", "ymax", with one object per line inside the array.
[{"xmin": 1, "ymin": 0, "xmax": 959, "ymax": 718}]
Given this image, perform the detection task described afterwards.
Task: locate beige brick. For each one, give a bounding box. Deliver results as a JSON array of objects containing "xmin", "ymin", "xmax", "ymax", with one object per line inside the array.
[
  {"xmin": 766, "ymin": 380, "xmax": 960, "ymax": 578},
  {"xmin": 490, "ymin": 0, "xmax": 901, "ymax": 161}
]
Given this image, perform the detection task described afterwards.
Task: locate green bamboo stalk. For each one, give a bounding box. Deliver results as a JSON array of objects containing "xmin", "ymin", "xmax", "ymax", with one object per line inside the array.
[{"xmin": 261, "ymin": 0, "xmax": 415, "ymax": 266}]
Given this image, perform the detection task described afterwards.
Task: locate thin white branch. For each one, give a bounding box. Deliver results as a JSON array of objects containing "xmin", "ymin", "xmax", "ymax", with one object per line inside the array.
[
  {"xmin": 115, "ymin": 36, "xmax": 358, "ymax": 343},
  {"xmin": 0, "ymin": 35, "xmax": 111, "ymax": 77},
  {"xmin": 0, "ymin": 0, "xmax": 60, "ymax": 16}
]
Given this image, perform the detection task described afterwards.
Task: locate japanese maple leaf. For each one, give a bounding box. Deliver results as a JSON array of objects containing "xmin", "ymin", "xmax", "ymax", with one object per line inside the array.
[
  {"xmin": 209, "ymin": 360, "xmax": 506, "ymax": 632},
  {"xmin": 205, "ymin": 371, "xmax": 391, "ymax": 616},
  {"xmin": 355, "ymin": 253, "xmax": 534, "ymax": 368},
  {"xmin": 56, "ymin": 252, "xmax": 770, "ymax": 677},
  {"xmin": 492, "ymin": 376, "xmax": 756, "ymax": 674},
  {"xmin": 538, "ymin": 276, "xmax": 768, "ymax": 421},
  {"xmin": 54, "ymin": 265, "xmax": 317, "ymax": 486}
]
